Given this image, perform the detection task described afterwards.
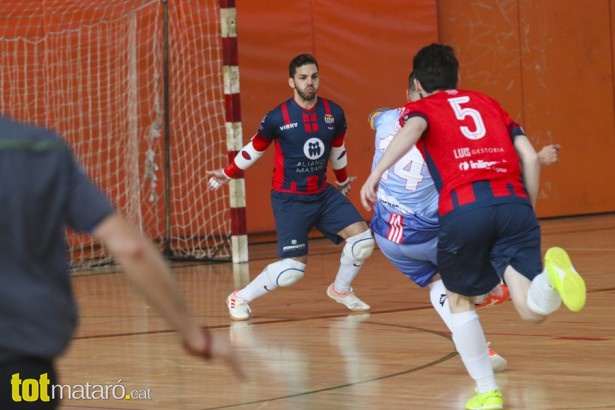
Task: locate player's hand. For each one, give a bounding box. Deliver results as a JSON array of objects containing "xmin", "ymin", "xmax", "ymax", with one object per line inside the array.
[
  {"xmin": 360, "ymin": 174, "xmax": 379, "ymax": 212},
  {"xmin": 184, "ymin": 327, "xmax": 246, "ymax": 380},
  {"xmin": 538, "ymin": 144, "xmax": 561, "ymax": 166},
  {"xmin": 336, "ymin": 176, "xmax": 357, "ymax": 196},
  {"xmin": 206, "ymin": 169, "xmax": 231, "ymax": 190}
]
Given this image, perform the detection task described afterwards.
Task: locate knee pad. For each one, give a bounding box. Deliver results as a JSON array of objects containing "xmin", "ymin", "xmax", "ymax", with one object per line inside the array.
[
  {"xmin": 343, "ymin": 230, "xmax": 375, "ymax": 261},
  {"xmin": 265, "ymin": 258, "xmax": 306, "ymax": 287}
]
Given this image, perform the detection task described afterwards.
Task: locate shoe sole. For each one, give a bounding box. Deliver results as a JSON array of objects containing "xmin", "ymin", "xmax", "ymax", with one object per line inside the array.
[
  {"xmin": 345, "ymin": 305, "xmax": 371, "ymax": 312},
  {"xmin": 545, "ymin": 247, "xmax": 586, "ymax": 312},
  {"xmin": 226, "ymin": 296, "xmax": 250, "ymax": 321},
  {"xmin": 466, "ymin": 390, "xmax": 504, "ymax": 410}
]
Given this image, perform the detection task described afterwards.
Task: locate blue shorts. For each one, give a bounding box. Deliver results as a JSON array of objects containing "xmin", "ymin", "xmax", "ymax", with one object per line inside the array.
[
  {"xmin": 375, "ymin": 233, "xmax": 438, "ymax": 287},
  {"xmin": 437, "ymin": 202, "xmax": 542, "ymax": 296},
  {"xmin": 271, "ymin": 185, "xmax": 365, "ymax": 258}
]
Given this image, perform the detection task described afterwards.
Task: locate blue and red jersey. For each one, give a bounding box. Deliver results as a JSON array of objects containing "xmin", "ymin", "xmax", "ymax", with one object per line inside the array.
[
  {"xmin": 252, "ymin": 97, "xmax": 347, "ymax": 194},
  {"xmin": 400, "ymin": 89, "xmax": 529, "ymax": 217}
]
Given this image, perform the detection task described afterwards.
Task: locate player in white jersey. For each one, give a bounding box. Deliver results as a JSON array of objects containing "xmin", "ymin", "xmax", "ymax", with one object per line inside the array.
[{"xmin": 369, "ymin": 103, "xmax": 509, "ymax": 372}]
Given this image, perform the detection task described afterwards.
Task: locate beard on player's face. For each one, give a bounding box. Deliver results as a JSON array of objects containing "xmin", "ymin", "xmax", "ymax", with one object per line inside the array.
[{"xmin": 297, "ymin": 87, "xmax": 317, "ymax": 101}]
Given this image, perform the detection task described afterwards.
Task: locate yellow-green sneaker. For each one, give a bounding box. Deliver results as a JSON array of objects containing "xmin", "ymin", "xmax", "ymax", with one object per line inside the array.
[
  {"xmin": 465, "ymin": 389, "xmax": 503, "ymax": 410},
  {"xmin": 544, "ymin": 247, "xmax": 586, "ymax": 312}
]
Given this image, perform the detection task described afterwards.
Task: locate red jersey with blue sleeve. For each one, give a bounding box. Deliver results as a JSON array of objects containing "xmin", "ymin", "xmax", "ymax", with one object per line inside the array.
[
  {"xmin": 400, "ymin": 89, "xmax": 529, "ymax": 217},
  {"xmin": 255, "ymin": 97, "xmax": 348, "ymax": 194}
]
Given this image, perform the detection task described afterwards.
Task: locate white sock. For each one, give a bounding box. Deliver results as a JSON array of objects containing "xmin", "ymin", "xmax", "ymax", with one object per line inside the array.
[
  {"xmin": 527, "ymin": 272, "xmax": 562, "ymax": 315},
  {"xmin": 236, "ymin": 267, "xmax": 277, "ymax": 302},
  {"xmin": 451, "ymin": 310, "xmax": 498, "ymax": 393},
  {"xmin": 333, "ymin": 252, "xmax": 361, "ymax": 293},
  {"xmin": 428, "ymin": 280, "xmax": 453, "ymax": 332}
]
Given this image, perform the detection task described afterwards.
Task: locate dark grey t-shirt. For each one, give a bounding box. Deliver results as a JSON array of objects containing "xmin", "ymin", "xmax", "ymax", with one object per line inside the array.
[{"xmin": 0, "ymin": 115, "xmax": 115, "ymax": 360}]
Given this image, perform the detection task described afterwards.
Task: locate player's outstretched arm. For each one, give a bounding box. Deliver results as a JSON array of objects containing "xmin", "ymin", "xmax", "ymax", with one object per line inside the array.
[
  {"xmin": 92, "ymin": 213, "xmax": 245, "ymax": 379},
  {"xmin": 207, "ymin": 135, "xmax": 272, "ymax": 191}
]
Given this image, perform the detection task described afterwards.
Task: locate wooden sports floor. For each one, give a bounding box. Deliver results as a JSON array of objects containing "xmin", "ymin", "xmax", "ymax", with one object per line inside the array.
[{"xmin": 57, "ymin": 214, "xmax": 615, "ymax": 410}]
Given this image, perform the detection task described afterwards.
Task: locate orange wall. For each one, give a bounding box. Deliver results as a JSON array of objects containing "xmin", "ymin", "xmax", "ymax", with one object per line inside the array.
[
  {"xmin": 237, "ymin": 0, "xmax": 615, "ymax": 240},
  {"xmin": 236, "ymin": 0, "xmax": 439, "ymax": 236},
  {"xmin": 438, "ymin": 0, "xmax": 615, "ymax": 218}
]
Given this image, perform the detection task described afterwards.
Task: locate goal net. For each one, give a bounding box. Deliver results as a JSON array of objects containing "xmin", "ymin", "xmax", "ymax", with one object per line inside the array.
[{"xmin": 0, "ymin": 0, "xmax": 233, "ymax": 268}]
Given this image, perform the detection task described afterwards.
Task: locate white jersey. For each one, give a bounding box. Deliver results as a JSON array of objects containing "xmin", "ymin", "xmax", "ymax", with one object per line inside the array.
[{"xmin": 370, "ymin": 108, "xmax": 439, "ymax": 244}]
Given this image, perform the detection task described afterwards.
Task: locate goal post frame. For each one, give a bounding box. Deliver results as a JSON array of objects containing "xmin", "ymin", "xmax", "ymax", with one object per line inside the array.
[{"xmin": 219, "ymin": 0, "xmax": 248, "ymax": 264}]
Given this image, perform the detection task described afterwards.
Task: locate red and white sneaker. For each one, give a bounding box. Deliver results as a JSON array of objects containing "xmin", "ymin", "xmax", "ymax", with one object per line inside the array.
[
  {"xmin": 226, "ymin": 290, "xmax": 251, "ymax": 321},
  {"xmin": 326, "ymin": 284, "xmax": 370, "ymax": 312},
  {"xmin": 475, "ymin": 282, "xmax": 510, "ymax": 309},
  {"xmin": 488, "ymin": 343, "xmax": 508, "ymax": 372}
]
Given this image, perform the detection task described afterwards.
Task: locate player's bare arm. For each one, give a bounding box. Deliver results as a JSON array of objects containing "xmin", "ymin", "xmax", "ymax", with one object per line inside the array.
[
  {"xmin": 93, "ymin": 213, "xmax": 245, "ymax": 379},
  {"xmin": 513, "ymin": 135, "xmax": 541, "ymax": 207}
]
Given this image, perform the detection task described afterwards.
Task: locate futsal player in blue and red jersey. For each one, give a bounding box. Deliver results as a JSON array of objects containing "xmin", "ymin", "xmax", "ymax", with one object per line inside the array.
[
  {"xmin": 207, "ymin": 54, "xmax": 374, "ymax": 320},
  {"xmin": 360, "ymin": 44, "xmax": 586, "ymax": 410},
  {"xmin": 368, "ymin": 96, "xmax": 559, "ymax": 376},
  {"xmin": 368, "ymin": 105, "xmax": 508, "ymax": 373}
]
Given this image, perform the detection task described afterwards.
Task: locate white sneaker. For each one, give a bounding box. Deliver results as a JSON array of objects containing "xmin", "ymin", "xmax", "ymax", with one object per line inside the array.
[
  {"xmin": 226, "ymin": 290, "xmax": 251, "ymax": 321},
  {"xmin": 326, "ymin": 284, "xmax": 370, "ymax": 312},
  {"xmin": 487, "ymin": 342, "xmax": 508, "ymax": 372}
]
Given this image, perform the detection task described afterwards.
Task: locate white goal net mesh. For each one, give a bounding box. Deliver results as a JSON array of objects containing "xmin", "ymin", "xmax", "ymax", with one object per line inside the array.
[{"xmin": 0, "ymin": 0, "xmax": 232, "ymax": 269}]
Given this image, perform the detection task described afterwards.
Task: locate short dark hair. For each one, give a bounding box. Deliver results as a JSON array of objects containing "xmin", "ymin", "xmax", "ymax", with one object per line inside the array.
[
  {"xmin": 412, "ymin": 43, "xmax": 459, "ymax": 92},
  {"xmin": 289, "ymin": 54, "xmax": 319, "ymax": 78}
]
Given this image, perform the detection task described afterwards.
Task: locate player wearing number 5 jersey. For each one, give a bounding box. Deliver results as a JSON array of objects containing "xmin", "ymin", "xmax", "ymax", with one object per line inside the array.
[
  {"xmin": 207, "ymin": 54, "xmax": 374, "ymax": 320},
  {"xmin": 370, "ymin": 106, "xmax": 508, "ymax": 373},
  {"xmin": 370, "ymin": 100, "xmax": 558, "ymax": 374},
  {"xmin": 403, "ymin": 88, "xmax": 531, "ymax": 219},
  {"xmin": 361, "ymin": 43, "xmax": 586, "ymax": 410}
]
